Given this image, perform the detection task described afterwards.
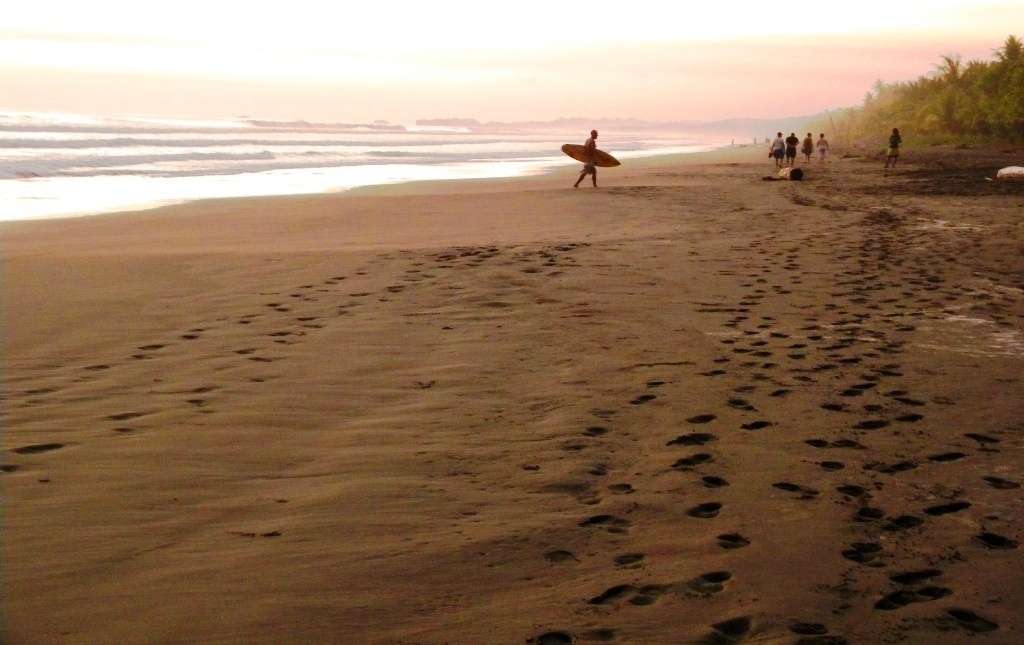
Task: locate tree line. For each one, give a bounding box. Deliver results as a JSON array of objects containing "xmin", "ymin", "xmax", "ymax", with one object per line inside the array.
[{"xmin": 803, "ymin": 35, "xmax": 1023, "ymax": 146}]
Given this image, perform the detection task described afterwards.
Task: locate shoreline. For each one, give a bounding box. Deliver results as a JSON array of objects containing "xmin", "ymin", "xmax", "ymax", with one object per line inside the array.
[
  {"xmin": 0, "ymin": 143, "xmax": 733, "ymax": 224},
  {"xmin": 3, "ymin": 145, "xmax": 1022, "ymax": 644}
]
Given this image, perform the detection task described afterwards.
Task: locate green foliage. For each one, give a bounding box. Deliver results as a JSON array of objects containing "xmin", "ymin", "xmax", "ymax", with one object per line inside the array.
[{"xmin": 804, "ymin": 35, "xmax": 1024, "ymax": 145}]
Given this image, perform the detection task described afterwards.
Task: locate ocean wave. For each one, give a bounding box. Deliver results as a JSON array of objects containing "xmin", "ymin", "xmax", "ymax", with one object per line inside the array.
[
  {"xmin": 0, "ymin": 113, "xmax": 409, "ymax": 136},
  {"xmin": 0, "ymin": 151, "xmax": 278, "ymax": 179},
  {"xmin": 0, "ymin": 136, "xmax": 512, "ymax": 150}
]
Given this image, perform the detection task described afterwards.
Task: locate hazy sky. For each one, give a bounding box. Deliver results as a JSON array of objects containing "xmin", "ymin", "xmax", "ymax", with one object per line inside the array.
[{"xmin": 2, "ymin": 1, "xmax": 1022, "ymax": 123}]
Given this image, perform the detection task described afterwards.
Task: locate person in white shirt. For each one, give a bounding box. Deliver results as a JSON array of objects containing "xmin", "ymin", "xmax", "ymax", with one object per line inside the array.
[
  {"xmin": 816, "ymin": 134, "xmax": 829, "ymax": 163},
  {"xmin": 770, "ymin": 132, "xmax": 786, "ymax": 168}
]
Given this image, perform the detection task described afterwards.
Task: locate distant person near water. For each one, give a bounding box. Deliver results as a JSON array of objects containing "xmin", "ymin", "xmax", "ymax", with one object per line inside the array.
[
  {"xmin": 770, "ymin": 132, "xmax": 786, "ymax": 168},
  {"xmin": 573, "ymin": 130, "xmax": 599, "ymax": 188},
  {"xmin": 817, "ymin": 134, "xmax": 829, "ymax": 163},
  {"xmin": 801, "ymin": 133, "xmax": 814, "ymax": 163},
  {"xmin": 885, "ymin": 128, "xmax": 902, "ymax": 168},
  {"xmin": 785, "ymin": 132, "xmax": 800, "ymax": 167}
]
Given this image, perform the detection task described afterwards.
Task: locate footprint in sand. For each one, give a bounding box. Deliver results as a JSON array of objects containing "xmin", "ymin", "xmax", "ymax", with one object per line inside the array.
[
  {"xmin": 667, "ymin": 433, "xmax": 717, "ymax": 446},
  {"xmin": 687, "ymin": 502, "xmax": 723, "ymax": 519},
  {"xmin": 927, "ymin": 452, "xmax": 967, "ymax": 462},
  {"xmin": 773, "ymin": 482, "xmax": 819, "ymax": 499},
  {"xmin": 842, "ymin": 542, "xmax": 884, "ymax": 565},
  {"xmin": 589, "ymin": 585, "xmax": 667, "ymax": 610},
  {"xmin": 687, "ymin": 414, "xmax": 717, "ymax": 424},
  {"xmin": 614, "ymin": 553, "xmax": 645, "ymax": 567},
  {"xmin": 672, "ymin": 454, "xmax": 715, "ymax": 471},
  {"xmin": 923, "ymin": 501, "xmax": 971, "ymax": 516},
  {"xmin": 716, "ymin": 533, "xmax": 750, "ymax": 550},
  {"xmin": 726, "ymin": 398, "xmax": 756, "ymax": 411},
  {"xmin": 703, "ymin": 475, "xmax": 730, "ymax": 488},
  {"xmin": 544, "ymin": 550, "xmax": 578, "ymax": 563},
  {"xmin": 627, "ymin": 584, "xmax": 672, "ymax": 606},
  {"xmin": 836, "ymin": 484, "xmax": 869, "ymax": 498},
  {"xmin": 946, "ymin": 609, "xmax": 1000, "ymax": 633},
  {"xmin": 12, "ymin": 443, "xmax": 65, "ymax": 454},
  {"xmin": 107, "ymin": 412, "xmax": 146, "ymax": 421},
  {"xmin": 698, "ymin": 616, "xmax": 751, "ymax": 644},
  {"xmin": 895, "ymin": 413, "xmax": 924, "ymax": 423},
  {"xmin": 789, "ymin": 623, "xmax": 830, "ymax": 636},
  {"xmin": 578, "ymin": 514, "xmax": 630, "ymax": 533},
  {"xmin": 964, "ymin": 432, "xmax": 1000, "ymax": 446},
  {"xmin": 975, "ymin": 532, "xmax": 1018, "ymax": 550},
  {"xmin": 889, "ymin": 569, "xmax": 942, "ymax": 585},
  {"xmin": 983, "ymin": 476, "xmax": 1020, "ymax": 490},
  {"xmin": 527, "ymin": 631, "xmax": 573, "ymax": 645},
  {"xmin": 874, "ymin": 586, "xmax": 952, "ymax": 610},
  {"xmin": 853, "ymin": 507, "xmax": 886, "ymax": 522},
  {"xmin": 863, "ymin": 460, "xmax": 916, "ymax": 474},
  {"xmin": 826, "ymin": 439, "xmax": 866, "ymax": 449},
  {"xmin": 882, "ymin": 515, "xmax": 925, "ymax": 532},
  {"xmin": 629, "ymin": 394, "xmax": 657, "ymax": 405},
  {"xmin": 852, "ymin": 420, "xmax": 889, "ymax": 430},
  {"xmin": 686, "ymin": 571, "xmax": 732, "ymax": 596},
  {"xmin": 893, "ymin": 396, "xmax": 926, "ymax": 406}
]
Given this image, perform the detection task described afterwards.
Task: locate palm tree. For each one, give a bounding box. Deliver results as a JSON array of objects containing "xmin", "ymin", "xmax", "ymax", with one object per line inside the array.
[
  {"xmin": 933, "ymin": 54, "xmax": 963, "ymax": 84},
  {"xmin": 993, "ymin": 35, "xmax": 1022, "ymax": 62}
]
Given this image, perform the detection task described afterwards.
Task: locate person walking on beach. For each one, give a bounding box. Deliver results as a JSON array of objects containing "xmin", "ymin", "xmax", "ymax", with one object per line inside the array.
[
  {"xmin": 801, "ymin": 133, "xmax": 814, "ymax": 163},
  {"xmin": 817, "ymin": 133, "xmax": 829, "ymax": 163},
  {"xmin": 770, "ymin": 132, "xmax": 786, "ymax": 168},
  {"xmin": 885, "ymin": 127, "xmax": 902, "ymax": 168},
  {"xmin": 573, "ymin": 130, "xmax": 599, "ymax": 188},
  {"xmin": 785, "ymin": 132, "xmax": 800, "ymax": 167}
]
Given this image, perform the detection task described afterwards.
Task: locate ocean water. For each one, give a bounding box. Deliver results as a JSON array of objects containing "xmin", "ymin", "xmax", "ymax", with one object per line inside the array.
[{"xmin": 0, "ymin": 112, "xmax": 722, "ymax": 221}]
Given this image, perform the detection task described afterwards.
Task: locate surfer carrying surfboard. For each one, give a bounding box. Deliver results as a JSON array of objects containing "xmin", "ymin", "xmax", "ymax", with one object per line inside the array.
[{"xmin": 573, "ymin": 130, "xmax": 599, "ymax": 188}]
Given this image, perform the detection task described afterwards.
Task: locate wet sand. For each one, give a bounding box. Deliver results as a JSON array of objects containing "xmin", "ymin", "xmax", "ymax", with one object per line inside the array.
[{"xmin": 3, "ymin": 145, "xmax": 1023, "ymax": 644}]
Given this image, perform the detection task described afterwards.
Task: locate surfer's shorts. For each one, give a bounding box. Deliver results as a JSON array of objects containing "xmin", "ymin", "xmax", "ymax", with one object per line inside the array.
[
  {"xmin": 582, "ymin": 162, "xmax": 597, "ymax": 175},
  {"xmin": 772, "ymin": 149, "xmax": 785, "ymax": 160},
  {"xmin": 887, "ymin": 147, "xmax": 900, "ymax": 157},
  {"xmin": 785, "ymin": 146, "xmax": 797, "ymax": 158}
]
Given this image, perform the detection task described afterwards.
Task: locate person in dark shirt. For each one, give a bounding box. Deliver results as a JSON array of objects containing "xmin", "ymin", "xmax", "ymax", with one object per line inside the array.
[
  {"xmin": 784, "ymin": 132, "xmax": 800, "ymax": 167},
  {"xmin": 885, "ymin": 128, "xmax": 902, "ymax": 168},
  {"xmin": 801, "ymin": 133, "xmax": 814, "ymax": 163}
]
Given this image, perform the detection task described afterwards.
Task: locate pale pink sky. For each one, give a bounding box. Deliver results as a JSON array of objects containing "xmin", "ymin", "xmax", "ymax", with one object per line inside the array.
[{"xmin": 2, "ymin": 1, "xmax": 1022, "ymax": 123}]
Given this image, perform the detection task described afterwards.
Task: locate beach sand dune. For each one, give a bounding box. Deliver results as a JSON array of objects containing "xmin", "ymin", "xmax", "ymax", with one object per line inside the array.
[{"xmin": 3, "ymin": 146, "xmax": 1023, "ymax": 644}]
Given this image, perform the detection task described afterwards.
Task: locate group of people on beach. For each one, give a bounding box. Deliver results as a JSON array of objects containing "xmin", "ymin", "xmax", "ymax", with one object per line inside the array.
[
  {"xmin": 571, "ymin": 125, "xmax": 904, "ymax": 188},
  {"xmin": 768, "ymin": 132, "xmax": 829, "ymax": 168}
]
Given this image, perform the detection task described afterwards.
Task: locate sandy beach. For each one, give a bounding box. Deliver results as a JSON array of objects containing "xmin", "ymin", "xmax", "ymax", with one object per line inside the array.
[{"xmin": 3, "ymin": 145, "xmax": 1023, "ymax": 644}]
